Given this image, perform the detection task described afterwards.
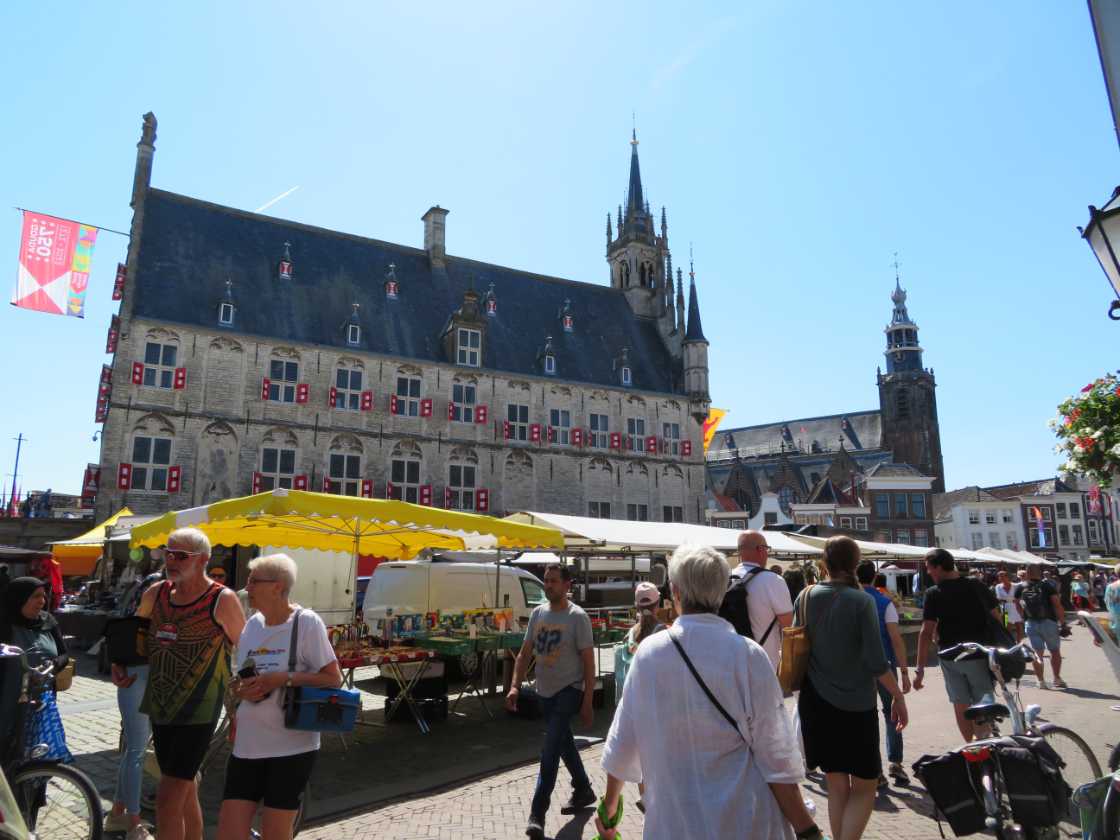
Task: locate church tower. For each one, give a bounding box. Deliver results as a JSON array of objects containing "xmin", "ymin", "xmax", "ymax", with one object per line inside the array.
[
  {"xmin": 607, "ymin": 130, "xmax": 670, "ymax": 321},
  {"xmin": 877, "ymin": 276, "xmax": 946, "ymax": 492}
]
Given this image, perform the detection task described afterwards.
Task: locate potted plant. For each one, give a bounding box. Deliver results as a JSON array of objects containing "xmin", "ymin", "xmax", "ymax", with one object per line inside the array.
[{"xmin": 1051, "ymin": 372, "xmax": 1120, "ymax": 488}]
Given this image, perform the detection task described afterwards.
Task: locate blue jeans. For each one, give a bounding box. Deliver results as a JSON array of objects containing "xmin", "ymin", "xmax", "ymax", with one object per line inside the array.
[
  {"xmin": 114, "ymin": 665, "xmax": 150, "ymax": 815},
  {"xmin": 529, "ymin": 686, "xmax": 591, "ymax": 819},
  {"xmin": 876, "ymin": 666, "xmax": 903, "ymax": 764}
]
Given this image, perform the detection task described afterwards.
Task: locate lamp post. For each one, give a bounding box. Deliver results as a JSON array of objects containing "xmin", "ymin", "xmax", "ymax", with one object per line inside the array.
[{"xmin": 1080, "ymin": 187, "xmax": 1120, "ymax": 320}]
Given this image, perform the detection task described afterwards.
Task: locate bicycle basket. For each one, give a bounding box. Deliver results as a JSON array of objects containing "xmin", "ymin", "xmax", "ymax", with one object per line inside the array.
[{"xmin": 913, "ymin": 750, "xmax": 986, "ymax": 836}]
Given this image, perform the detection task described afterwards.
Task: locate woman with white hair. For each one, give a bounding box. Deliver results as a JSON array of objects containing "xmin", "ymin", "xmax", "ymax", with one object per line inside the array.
[
  {"xmin": 217, "ymin": 554, "xmax": 342, "ymax": 840},
  {"xmin": 596, "ymin": 544, "xmax": 820, "ymax": 840}
]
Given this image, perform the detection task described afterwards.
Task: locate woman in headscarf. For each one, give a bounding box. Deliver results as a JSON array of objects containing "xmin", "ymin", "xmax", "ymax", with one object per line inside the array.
[{"xmin": 0, "ymin": 576, "xmax": 73, "ymax": 763}]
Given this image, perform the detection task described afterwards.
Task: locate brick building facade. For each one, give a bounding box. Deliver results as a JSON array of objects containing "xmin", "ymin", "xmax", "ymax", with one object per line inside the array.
[{"xmin": 94, "ymin": 115, "xmax": 710, "ymax": 522}]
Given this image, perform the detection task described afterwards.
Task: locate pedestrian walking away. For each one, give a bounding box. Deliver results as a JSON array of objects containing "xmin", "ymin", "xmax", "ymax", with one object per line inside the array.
[
  {"xmin": 796, "ymin": 537, "xmax": 908, "ymax": 840},
  {"xmin": 596, "ymin": 544, "xmax": 819, "ymax": 840},
  {"xmin": 217, "ymin": 553, "xmax": 343, "ymax": 840},
  {"xmin": 1015, "ymin": 563, "xmax": 1068, "ymax": 690},
  {"xmin": 138, "ymin": 527, "xmax": 246, "ymax": 840},
  {"xmin": 993, "ymin": 570, "xmax": 1024, "ymax": 643},
  {"xmin": 856, "ymin": 560, "xmax": 911, "ymax": 788},
  {"xmin": 914, "ymin": 548, "xmax": 1000, "ymax": 741},
  {"xmin": 506, "ymin": 563, "xmax": 597, "ymax": 840},
  {"xmin": 719, "ymin": 530, "xmax": 794, "ymax": 669}
]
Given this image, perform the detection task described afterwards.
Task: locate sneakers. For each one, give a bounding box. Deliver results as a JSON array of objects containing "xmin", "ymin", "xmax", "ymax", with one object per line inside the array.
[
  {"xmin": 103, "ymin": 813, "xmax": 131, "ymax": 834},
  {"xmin": 888, "ymin": 762, "xmax": 910, "ymax": 785},
  {"xmin": 559, "ymin": 787, "xmax": 597, "ymax": 815},
  {"xmin": 1053, "ymin": 678, "xmax": 1068, "ymax": 689},
  {"xmin": 1038, "ymin": 679, "xmax": 1050, "ymax": 690},
  {"xmin": 125, "ymin": 826, "xmax": 154, "ymax": 840},
  {"xmin": 525, "ymin": 816, "xmax": 545, "ymax": 840},
  {"xmin": 877, "ymin": 774, "xmax": 889, "ymax": 790}
]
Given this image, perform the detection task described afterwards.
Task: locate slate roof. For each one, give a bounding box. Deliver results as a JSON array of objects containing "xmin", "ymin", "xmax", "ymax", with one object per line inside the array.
[
  {"xmin": 685, "ymin": 278, "xmax": 706, "ymax": 342},
  {"xmin": 932, "ymin": 485, "xmax": 1001, "ymax": 519},
  {"xmin": 983, "ymin": 478, "xmax": 1073, "ymax": 500},
  {"xmin": 709, "ymin": 409, "xmax": 883, "ymax": 460},
  {"xmin": 131, "ymin": 189, "xmax": 680, "ymax": 394},
  {"xmin": 865, "ymin": 462, "xmax": 928, "ymax": 478}
]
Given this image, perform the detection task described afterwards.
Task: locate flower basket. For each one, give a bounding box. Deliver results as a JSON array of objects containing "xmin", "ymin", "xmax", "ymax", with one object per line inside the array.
[{"xmin": 1052, "ymin": 372, "xmax": 1120, "ymax": 489}]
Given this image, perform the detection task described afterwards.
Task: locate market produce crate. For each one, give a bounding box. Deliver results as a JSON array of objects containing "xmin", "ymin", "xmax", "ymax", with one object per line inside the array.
[{"xmin": 415, "ymin": 635, "xmax": 474, "ymax": 657}]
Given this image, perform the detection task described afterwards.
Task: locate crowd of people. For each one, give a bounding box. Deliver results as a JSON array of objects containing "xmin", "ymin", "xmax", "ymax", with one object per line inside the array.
[
  {"xmin": 0, "ymin": 528, "xmax": 341, "ymax": 840},
  {"xmin": 3, "ymin": 527, "xmax": 1118, "ymax": 840}
]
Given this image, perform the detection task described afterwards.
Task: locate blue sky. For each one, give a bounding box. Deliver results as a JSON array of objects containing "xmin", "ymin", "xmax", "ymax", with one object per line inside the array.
[{"xmin": 0, "ymin": 2, "xmax": 1115, "ymax": 498}]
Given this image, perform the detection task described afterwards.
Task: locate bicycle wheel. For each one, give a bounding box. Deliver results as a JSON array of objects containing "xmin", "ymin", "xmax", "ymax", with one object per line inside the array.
[
  {"xmin": 1041, "ymin": 725, "xmax": 1103, "ymax": 792},
  {"xmin": 11, "ymin": 761, "xmax": 104, "ymax": 840}
]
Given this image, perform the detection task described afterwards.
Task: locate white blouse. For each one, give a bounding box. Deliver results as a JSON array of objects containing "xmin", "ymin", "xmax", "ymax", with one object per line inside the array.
[{"xmin": 601, "ymin": 613, "xmax": 803, "ymax": 840}]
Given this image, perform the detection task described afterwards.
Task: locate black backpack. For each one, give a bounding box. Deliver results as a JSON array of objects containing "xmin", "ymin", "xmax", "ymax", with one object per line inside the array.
[
  {"xmin": 1020, "ymin": 581, "xmax": 1054, "ymax": 622},
  {"xmin": 718, "ymin": 566, "xmax": 778, "ymax": 645}
]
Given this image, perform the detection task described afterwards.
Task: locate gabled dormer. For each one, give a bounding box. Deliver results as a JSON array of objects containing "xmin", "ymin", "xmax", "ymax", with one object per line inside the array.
[{"xmin": 441, "ymin": 285, "xmax": 486, "ymax": 368}]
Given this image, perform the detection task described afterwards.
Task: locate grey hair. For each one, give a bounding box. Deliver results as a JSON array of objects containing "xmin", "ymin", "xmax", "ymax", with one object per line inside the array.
[
  {"xmin": 668, "ymin": 543, "xmax": 730, "ymax": 613},
  {"xmin": 248, "ymin": 553, "xmax": 298, "ymax": 595},
  {"xmin": 168, "ymin": 527, "xmax": 211, "ymax": 557}
]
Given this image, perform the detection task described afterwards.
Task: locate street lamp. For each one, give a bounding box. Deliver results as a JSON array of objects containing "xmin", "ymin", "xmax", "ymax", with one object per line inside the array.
[{"xmin": 1080, "ymin": 186, "xmax": 1120, "ymax": 321}]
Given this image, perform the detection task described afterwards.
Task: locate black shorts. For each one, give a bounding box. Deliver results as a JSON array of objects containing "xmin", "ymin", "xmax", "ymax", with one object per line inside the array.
[
  {"xmin": 151, "ymin": 720, "xmax": 219, "ymax": 781},
  {"xmin": 222, "ymin": 751, "xmax": 317, "ymax": 810}
]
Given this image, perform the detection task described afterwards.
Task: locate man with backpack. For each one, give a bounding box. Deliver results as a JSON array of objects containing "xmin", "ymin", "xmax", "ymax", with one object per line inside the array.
[
  {"xmin": 718, "ymin": 531, "xmax": 793, "ymax": 669},
  {"xmin": 1014, "ymin": 564, "xmax": 1067, "ymax": 690}
]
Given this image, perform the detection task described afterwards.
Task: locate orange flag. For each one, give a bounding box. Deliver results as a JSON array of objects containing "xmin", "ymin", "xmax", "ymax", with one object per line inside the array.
[{"xmin": 702, "ymin": 408, "xmax": 728, "ymax": 452}]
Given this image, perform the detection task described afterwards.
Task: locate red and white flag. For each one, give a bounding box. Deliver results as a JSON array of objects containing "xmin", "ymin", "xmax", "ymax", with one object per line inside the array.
[{"xmin": 11, "ymin": 211, "xmax": 98, "ymax": 318}]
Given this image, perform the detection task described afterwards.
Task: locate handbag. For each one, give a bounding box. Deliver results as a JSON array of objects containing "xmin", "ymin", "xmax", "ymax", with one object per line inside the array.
[
  {"xmin": 54, "ymin": 659, "xmax": 74, "ymax": 692},
  {"xmin": 777, "ymin": 584, "xmax": 815, "ymax": 694},
  {"xmin": 281, "ymin": 609, "xmax": 360, "ymax": 733},
  {"xmin": 669, "ymin": 631, "xmax": 744, "ymax": 741}
]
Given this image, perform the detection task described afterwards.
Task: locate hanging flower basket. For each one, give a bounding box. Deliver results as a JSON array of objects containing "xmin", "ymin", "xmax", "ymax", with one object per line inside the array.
[{"xmin": 1052, "ymin": 372, "xmax": 1120, "ymax": 489}]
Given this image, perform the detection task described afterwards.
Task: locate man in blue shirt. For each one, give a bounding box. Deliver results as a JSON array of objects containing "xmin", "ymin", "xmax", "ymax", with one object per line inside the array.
[{"xmin": 856, "ymin": 561, "xmax": 911, "ymax": 786}]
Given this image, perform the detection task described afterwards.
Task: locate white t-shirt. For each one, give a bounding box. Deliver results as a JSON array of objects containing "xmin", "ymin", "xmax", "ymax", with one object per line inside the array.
[
  {"xmin": 232, "ymin": 608, "xmax": 338, "ymax": 759},
  {"xmin": 993, "ymin": 583, "xmax": 1022, "ymax": 623},
  {"xmin": 730, "ymin": 563, "xmax": 794, "ymax": 669}
]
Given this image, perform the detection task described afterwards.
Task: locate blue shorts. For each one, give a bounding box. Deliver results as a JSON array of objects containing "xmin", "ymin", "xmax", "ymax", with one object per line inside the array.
[
  {"xmin": 1026, "ymin": 619, "xmax": 1061, "ymax": 653},
  {"xmin": 939, "ymin": 656, "xmax": 994, "ymax": 706}
]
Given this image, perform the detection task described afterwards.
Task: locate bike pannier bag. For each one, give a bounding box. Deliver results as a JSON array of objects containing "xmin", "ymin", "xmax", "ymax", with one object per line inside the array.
[
  {"xmin": 912, "ymin": 750, "xmax": 986, "ymax": 836},
  {"xmin": 995, "ymin": 736, "xmax": 1071, "ymax": 828}
]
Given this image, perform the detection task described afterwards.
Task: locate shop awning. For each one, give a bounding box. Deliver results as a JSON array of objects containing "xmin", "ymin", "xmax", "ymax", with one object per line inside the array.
[
  {"xmin": 502, "ymin": 511, "xmax": 822, "ymax": 557},
  {"xmin": 49, "ymin": 507, "xmax": 133, "ymax": 576},
  {"xmin": 129, "ymin": 490, "xmax": 564, "ymax": 558}
]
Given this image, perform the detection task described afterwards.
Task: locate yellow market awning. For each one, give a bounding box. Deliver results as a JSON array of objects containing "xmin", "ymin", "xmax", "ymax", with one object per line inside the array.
[
  {"xmin": 50, "ymin": 507, "xmax": 133, "ymax": 576},
  {"xmin": 129, "ymin": 490, "xmax": 564, "ymax": 559}
]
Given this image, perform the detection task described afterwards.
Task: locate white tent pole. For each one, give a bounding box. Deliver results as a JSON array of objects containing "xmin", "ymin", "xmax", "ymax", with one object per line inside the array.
[{"xmin": 350, "ymin": 516, "xmax": 360, "ymax": 625}]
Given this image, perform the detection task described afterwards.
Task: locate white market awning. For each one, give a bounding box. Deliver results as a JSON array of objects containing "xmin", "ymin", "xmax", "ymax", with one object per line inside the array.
[{"xmin": 502, "ymin": 512, "xmax": 822, "ymax": 557}]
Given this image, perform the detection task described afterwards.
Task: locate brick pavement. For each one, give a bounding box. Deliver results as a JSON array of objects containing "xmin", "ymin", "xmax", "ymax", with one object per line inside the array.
[{"xmin": 57, "ymin": 624, "xmax": 1120, "ymax": 839}]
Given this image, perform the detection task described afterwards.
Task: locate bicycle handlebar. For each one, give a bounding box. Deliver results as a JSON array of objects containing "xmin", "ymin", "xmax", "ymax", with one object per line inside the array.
[
  {"xmin": 939, "ymin": 640, "xmax": 1039, "ymax": 664},
  {"xmin": 0, "ymin": 643, "xmax": 56, "ymax": 680}
]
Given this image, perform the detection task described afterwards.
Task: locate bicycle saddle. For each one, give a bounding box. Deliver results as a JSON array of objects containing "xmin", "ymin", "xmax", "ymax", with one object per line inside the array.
[{"xmin": 964, "ymin": 699, "xmax": 1010, "ymax": 722}]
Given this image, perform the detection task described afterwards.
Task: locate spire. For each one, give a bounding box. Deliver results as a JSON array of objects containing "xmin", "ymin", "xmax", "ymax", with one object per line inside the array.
[
  {"xmin": 626, "ymin": 128, "xmax": 645, "ymax": 214},
  {"xmin": 606, "ymin": 212, "xmax": 613, "ymax": 247},
  {"xmin": 665, "ymin": 251, "xmax": 674, "ymax": 308},
  {"xmin": 675, "ymin": 267, "xmax": 686, "ymax": 333},
  {"xmin": 661, "ymin": 206, "xmax": 668, "ymax": 241},
  {"xmin": 685, "ymin": 248, "xmax": 707, "ymax": 342}
]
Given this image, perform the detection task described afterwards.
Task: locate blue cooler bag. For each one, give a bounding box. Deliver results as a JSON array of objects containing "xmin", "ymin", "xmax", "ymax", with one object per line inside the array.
[{"xmin": 281, "ymin": 609, "xmax": 360, "ymax": 733}]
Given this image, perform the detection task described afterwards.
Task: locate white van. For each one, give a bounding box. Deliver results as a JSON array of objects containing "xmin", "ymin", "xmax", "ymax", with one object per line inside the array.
[{"xmin": 363, "ymin": 560, "xmax": 546, "ymax": 627}]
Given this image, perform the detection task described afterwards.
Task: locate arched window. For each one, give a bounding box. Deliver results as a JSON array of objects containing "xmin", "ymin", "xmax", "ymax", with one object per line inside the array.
[
  {"xmin": 326, "ymin": 435, "xmax": 363, "ymax": 496},
  {"xmin": 447, "ymin": 447, "xmax": 479, "ymax": 511},
  {"xmin": 141, "ymin": 330, "xmax": 181, "ymax": 389}
]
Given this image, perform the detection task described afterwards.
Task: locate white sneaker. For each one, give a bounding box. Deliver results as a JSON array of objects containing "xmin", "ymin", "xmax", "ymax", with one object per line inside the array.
[
  {"xmin": 1038, "ymin": 680, "xmax": 1050, "ymax": 690},
  {"xmin": 103, "ymin": 813, "xmax": 131, "ymax": 834},
  {"xmin": 125, "ymin": 825, "xmax": 154, "ymax": 840}
]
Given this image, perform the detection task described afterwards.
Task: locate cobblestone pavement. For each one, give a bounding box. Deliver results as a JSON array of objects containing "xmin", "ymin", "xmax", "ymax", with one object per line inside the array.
[{"xmin": 59, "ymin": 624, "xmax": 1120, "ymax": 839}]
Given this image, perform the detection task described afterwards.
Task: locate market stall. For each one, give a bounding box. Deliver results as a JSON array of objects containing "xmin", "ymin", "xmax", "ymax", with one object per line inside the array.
[
  {"xmin": 130, "ymin": 489, "xmax": 564, "ymax": 732},
  {"xmin": 49, "ymin": 506, "xmax": 133, "ymax": 577}
]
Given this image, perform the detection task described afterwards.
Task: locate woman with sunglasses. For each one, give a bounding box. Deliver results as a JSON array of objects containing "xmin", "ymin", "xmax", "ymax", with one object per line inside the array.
[{"xmin": 217, "ymin": 553, "xmax": 341, "ymax": 840}]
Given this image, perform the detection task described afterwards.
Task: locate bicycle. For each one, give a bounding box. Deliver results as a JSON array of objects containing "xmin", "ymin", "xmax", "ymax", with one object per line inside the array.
[
  {"xmin": 0, "ymin": 643, "xmax": 103, "ymax": 840},
  {"xmin": 931, "ymin": 639, "xmax": 1101, "ymax": 838}
]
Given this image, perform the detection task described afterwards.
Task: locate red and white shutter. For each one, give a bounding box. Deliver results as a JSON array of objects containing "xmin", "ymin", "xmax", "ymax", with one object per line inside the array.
[
  {"xmin": 131, "ymin": 362, "xmax": 144, "ymax": 385},
  {"xmin": 322, "ymin": 476, "xmax": 333, "ymax": 493},
  {"xmin": 530, "ymin": 423, "xmax": 541, "ymax": 442},
  {"xmin": 502, "ymin": 420, "xmax": 511, "ymax": 440},
  {"xmin": 572, "ymin": 428, "xmax": 583, "ymax": 447},
  {"xmin": 112, "ymin": 263, "xmax": 126, "ymax": 300},
  {"xmin": 117, "ymin": 463, "xmax": 132, "ymax": 490},
  {"xmin": 167, "ymin": 466, "xmax": 181, "ymax": 493},
  {"xmin": 261, "ymin": 378, "xmax": 271, "ymax": 400},
  {"xmin": 389, "ymin": 394, "xmax": 399, "ymax": 414},
  {"xmin": 361, "ymin": 479, "xmax": 373, "ymax": 498},
  {"xmin": 252, "ymin": 472, "xmax": 263, "ymax": 494},
  {"xmin": 360, "ymin": 390, "xmax": 373, "ymax": 411},
  {"xmin": 295, "ymin": 383, "xmax": 309, "ymax": 404},
  {"xmin": 475, "ymin": 404, "xmax": 488, "ymax": 424},
  {"xmin": 444, "ymin": 486, "xmax": 452, "ymax": 508},
  {"xmin": 547, "ymin": 426, "xmax": 555, "ymax": 443},
  {"xmin": 448, "ymin": 401, "xmax": 457, "ymax": 421},
  {"xmin": 476, "ymin": 488, "xmax": 489, "ymax": 513},
  {"xmin": 420, "ymin": 398, "xmax": 433, "ymax": 418},
  {"xmin": 173, "ymin": 367, "xmax": 187, "ymax": 390},
  {"xmin": 293, "ymin": 474, "xmax": 309, "ymax": 490},
  {"xmin": 610, "ymin": 431, "xmax": 622, "ymax": 450},
  {"xmin": 645, "ymin": 435, "xmax": 657, "ymax": 454},
  {"xmin": 328, "ymin": 386, "xmax": 338, "ymax": 407},
  {"xmin": 681, "ymin": 440, "xmax": 692, "ymax": 457},
  {"xmin": 419, "ymin": 484, "xmax": 433, "ymax": 506},
  {"xmin": 385, "ymin": 480, "xmax": 395, "ymax": 499}
]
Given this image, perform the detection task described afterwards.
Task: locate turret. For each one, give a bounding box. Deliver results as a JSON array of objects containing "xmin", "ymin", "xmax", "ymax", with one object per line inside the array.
[{"xmin": 683, "ymin": 253, "xmax": 710, "ymax": 421}]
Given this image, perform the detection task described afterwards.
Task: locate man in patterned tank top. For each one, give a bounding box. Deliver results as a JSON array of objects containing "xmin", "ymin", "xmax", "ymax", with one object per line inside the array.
[{"xmin": 136, "ymin": 527, "xmax": 245, "ymax": 840}]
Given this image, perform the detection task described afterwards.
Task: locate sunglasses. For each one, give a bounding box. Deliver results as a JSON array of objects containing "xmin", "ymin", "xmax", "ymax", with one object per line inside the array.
[{"xmin": 163, "ymin": 549, "xmax": 201, "ymax": 562}]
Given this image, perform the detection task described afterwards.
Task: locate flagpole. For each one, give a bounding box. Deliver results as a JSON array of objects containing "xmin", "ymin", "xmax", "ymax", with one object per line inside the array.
[
  {"xmin": 9, "ymin": 433, "xmax": 24, "ymax": 518},
  {"xmin": 13, "ymin": 208, "xmax": 130, "ymax": 238}
]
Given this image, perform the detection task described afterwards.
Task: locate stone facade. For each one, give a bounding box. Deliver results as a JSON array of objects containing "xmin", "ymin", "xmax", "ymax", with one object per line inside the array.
[{"xmin": 94, "ymin": 115, "xmax": 708, "ymax": 524}]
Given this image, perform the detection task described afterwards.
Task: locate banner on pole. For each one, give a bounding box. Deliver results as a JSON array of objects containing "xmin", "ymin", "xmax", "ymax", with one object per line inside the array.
[
  {"xmin": 81, "ymin": 463, "xmax": 101, "ymax": 509},
  {"xmin": 11, "ymin": 211, "xmax": 98, "ymax": 318},
  {"xmin": 702, "ymin": 407, "xmax": 728, "ymax": 453}
]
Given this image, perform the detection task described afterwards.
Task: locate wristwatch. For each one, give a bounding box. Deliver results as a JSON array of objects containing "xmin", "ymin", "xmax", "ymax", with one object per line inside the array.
[{"xmin": 285, "ymin": 672, "xmax": 293, "ymax": 689}]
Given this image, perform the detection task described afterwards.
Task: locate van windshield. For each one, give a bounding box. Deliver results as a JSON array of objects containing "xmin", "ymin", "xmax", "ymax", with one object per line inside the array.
[{"xmin": 520, "ymin": 578, "xmax": 546, "ymax": 608}]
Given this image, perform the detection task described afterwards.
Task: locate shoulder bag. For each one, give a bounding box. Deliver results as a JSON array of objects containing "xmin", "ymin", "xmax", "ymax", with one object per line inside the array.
[
  {"xmin": 777, "ymin": 584, "xmax": 815, "ymax": 694},
  {"xmin": 281, "ymin": 609, "xmax": 361, "ymax": 733},
  {"xmin": 973, "ymin": 581, "xmax": 1016, "ymax": 650},
  {"xmin": 669, "ymin": 631, "xmax": 744, "ymax": 741}
]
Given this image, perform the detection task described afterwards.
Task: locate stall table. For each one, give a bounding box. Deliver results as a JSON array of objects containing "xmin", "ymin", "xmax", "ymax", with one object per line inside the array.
[{"xmin": 336, "ymin": 646, "xmax": 438, "ymax": 734}]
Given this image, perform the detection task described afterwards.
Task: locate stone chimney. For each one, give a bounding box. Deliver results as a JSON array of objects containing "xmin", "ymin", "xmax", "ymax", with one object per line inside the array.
[{"xmin": 421, "ymin": 206, "xmax": 448, "ymax": 268}]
